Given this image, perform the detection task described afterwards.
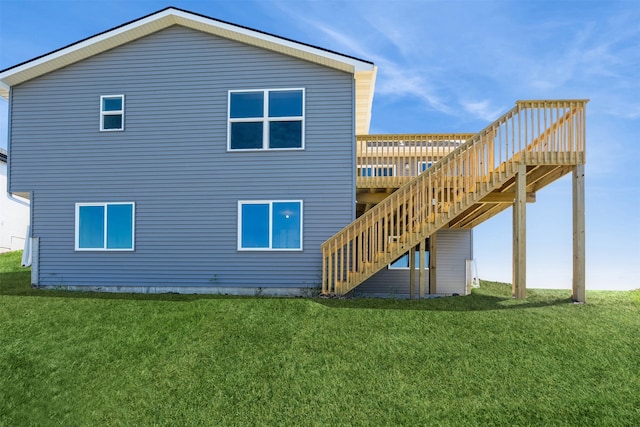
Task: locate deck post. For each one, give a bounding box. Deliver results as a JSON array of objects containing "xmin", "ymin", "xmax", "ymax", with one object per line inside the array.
[
  {"xmin": 419, "ymin": 238, "xmax": 426, "ymax": 298},
  {"xmin": 512, "ymin": 163, "xmax": 526, "ymax": 299},
  {"xmin": 429, "ymin": 233, "xmax": 437, "ymax": 294},
  {"xmin": 572, "ymin": 164, "xmax": 586, "ymax": 303},
  {"xmin": 409, "ymin": 247, "xmax": 416, "ymax": 299}
]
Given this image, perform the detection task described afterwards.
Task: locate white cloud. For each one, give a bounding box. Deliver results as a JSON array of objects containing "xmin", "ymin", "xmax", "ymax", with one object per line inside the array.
[
  {"xmin": 460, "ymin": 99, "xmax": 505, "ymax": 122},
  {"xmin": 278, "ymin": 6, "xmax": 455, "ymax": 116}
]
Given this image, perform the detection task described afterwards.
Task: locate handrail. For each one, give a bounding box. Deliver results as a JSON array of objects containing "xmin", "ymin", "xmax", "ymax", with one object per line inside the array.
[
  {"xmin": 322, "ymin": 100, "xmax": 588, "ymax": 295},
  {"xmin": 356, "ymin": 133, "xmax": 475, "ymax": 188}
]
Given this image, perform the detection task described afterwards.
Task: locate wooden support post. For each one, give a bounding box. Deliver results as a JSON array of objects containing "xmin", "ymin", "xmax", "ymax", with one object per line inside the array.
[
  {"xmin": 572, "ymin": 164, "xmax": 586, "ymax": 303},
  {"xmin": 512, "ymin": 163, "xmax": 527, "ymax": 299},
  {"xmin": 429, "ymin": 233, "xmax": 437, "ymax": 294},
  {"xmin": 409, "ymin": 247, "xmax": 416, "ymax": 299},
  {"xmin": 419, "ymin": 239, "xmax": 426, "ymax": 298}
]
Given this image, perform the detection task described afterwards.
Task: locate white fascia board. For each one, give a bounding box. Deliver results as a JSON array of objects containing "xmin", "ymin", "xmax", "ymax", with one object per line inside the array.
[
  {"xmin": 0, "ymin": 7, "xmax": 374, "ymax": 98},
  {"xmin": 0, "ymin": 11, "xmax": 176, "ymax": 91}
]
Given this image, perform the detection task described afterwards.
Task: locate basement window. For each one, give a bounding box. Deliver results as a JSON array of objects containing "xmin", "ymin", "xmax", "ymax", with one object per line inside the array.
[
  {"xmin": 389, "ymin": 239, "xmax": 430, "ymax": 269},
  {"xmin": 419, "ymin": 161, "xmax": 434, "ymax": 172},
  {"xmin": 238, "ymin": 201, "xmax": 302, "ymax": 250},
  {"xmin": 357, "ymin": 165, "xmax": 395, "ymax": 177},
  {"xmin": 76, "ymin": 202, "xmax": 135, "ymax": 250}
]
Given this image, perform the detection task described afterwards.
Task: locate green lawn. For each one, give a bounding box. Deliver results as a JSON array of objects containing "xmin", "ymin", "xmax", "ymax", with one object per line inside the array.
[{"xmin": 1, "ymin": 251, "xmax": 638, "ymax": 426}]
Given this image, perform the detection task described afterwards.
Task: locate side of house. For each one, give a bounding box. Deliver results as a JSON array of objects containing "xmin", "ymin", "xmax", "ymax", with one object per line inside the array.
[
  {"xmin": 355, "ymin": 229, "xmax": 473, "ymax": 297},
  {"xmin": 0, "ymin": 149, "xmax": 30, "ymax": 253},
  {"xmin": 4, "ymin": 14, "xmax": 373, "ymax": 295},
  {"xmin": 1, "ymin": 8, "xmax": 477, "ymax": 297}
]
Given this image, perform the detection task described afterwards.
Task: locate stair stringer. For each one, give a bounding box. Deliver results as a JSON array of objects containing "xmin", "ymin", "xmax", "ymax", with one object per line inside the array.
[
  {"xmin": 339, "ymin": 166, "xmax": 518, "ymax": 295},
  {"xmin": 321, "ymin": 100, "xmax": 588, "ymax": 296}
]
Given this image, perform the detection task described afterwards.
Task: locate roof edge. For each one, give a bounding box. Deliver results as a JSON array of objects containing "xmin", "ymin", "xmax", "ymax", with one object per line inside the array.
[{"xmin": 0, "ymin": 6, "xmax": 375, "ymax": 94}]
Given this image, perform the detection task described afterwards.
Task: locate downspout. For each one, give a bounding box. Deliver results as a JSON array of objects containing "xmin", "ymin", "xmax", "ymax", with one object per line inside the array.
[
  {"xmin": 4, "ymin": 180, "xmax": 31, "ymax": 267},
  {"xmin": 21, "ymin": 224, "xmax": 31, "ymax": 267}
]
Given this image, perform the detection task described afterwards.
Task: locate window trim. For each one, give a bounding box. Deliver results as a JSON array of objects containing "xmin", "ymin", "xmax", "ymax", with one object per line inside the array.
[
  {"xmin": 237, "ymin": 200, "xmax": 303, "ymax": 251},
  {"xmin": 388, "ymin": 252, "xmax": 430, "ymax": 270},
  {"xmin": 100, "ymin": 94, "xmax": 125, "ymax": 132},
  {"xmin": 388, "ymin": 237, "xmax": 429, "ymax": 269},
  {"xmin": 227, "ymin": 88, "xmax": 305, "ymax": 151},
  {"xmin": 75, "ymin": 202, "xmax": 135, "ymax": 251}
]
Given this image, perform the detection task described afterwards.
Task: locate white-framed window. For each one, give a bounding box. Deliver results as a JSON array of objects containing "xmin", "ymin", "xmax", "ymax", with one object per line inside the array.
[
  {"xmin": 75, "ymin": 202, "xmax": 135, "ymax": 251},
  {"xmin": 100, "ymin": 95, "xmax": 125, "ymax": 131},
  {"xmin": 389, "ymin": 251, "xmax": 430, "ymax": 269},
  {"xmin": 357, "ymin": 165, "xmax": 396, "ymax": 177},
  {"xmin": 419, "ymin": 161, "xmax": 434, "ymax": 172},
  {"xmin": 228, "ymin": 89, "xmax": 305, "ymax": 150},
  {"xmin": 238, "ymin": 200, "xmax": 303, "ymax": 250},
  {"xmin": 389, "ymin": 237, "xmax": 430, "ymax": 269}
]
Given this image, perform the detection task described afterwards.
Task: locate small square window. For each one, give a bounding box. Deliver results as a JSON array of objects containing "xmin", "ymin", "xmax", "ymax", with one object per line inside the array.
[
  {"xmin": 100, "ymin": 95, "xmax": 124, "ymax": 131},
  {"xmin": 230, "ymin": 92, "xmax": 264, "ymax": 118},
  {"xmin": 268, "ymin": 90, "xmax": 303, "ymax": 117},
  {"xmin": 269, "ymin": 121, "xmax": 302, "ymax": 148},
  {"xmin": 231, "ymin": 122, "xmax": 263, "ymax": 149}
]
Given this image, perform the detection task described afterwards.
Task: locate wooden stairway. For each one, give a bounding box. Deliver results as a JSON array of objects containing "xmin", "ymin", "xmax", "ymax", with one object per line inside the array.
[{"xmin": 321, "ymin": 100, "xmax": 588, "ymax": 295}]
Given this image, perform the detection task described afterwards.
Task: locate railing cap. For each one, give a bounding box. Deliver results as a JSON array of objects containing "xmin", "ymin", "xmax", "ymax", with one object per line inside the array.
[{"xmin": 516, "ymin": 99, "xmax": 590, "ymax": 107}]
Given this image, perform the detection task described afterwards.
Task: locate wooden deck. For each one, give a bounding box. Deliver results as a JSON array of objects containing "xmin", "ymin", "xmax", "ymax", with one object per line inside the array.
[{"xmin": 325, "ymin": 100, "xmax": 588, "ymax": 300}]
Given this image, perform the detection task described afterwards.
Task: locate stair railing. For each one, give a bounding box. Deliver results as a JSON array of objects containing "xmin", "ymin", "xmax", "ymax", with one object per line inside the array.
[{"xmin": 321, "ymin": 100, "xmax": 587, "ymax": 295}]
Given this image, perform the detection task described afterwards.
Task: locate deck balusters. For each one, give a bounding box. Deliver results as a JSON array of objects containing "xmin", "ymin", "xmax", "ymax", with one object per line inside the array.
[{"xmin": 322, "ymin": 100, "xmax": 588, "ymax": 295}]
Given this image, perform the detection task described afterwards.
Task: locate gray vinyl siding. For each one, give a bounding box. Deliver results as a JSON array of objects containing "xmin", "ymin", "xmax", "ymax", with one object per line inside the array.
[
  {"xmin": 435, "ymin": 229, "xmax": 472, "ymax": 295},
  {"xmin": 355, "ymin": 229, "xmax": 472, "ymax": 297},
  {"xmin": 9, "ymin": 26, "xmax": 355, "ymax": 290},
  {"xmin": 354, "ymin": 264, "xmax": 429, "ymax": 298}
]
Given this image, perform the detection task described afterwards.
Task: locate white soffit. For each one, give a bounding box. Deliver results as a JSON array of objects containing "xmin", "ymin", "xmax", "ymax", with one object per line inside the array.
[{"xmin": 0, "ymin": 8, "xmax": 375, "ymax": 99}]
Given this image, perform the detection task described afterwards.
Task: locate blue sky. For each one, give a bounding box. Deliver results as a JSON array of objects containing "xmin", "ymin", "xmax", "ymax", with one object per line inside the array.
[{"xmin": 1, "ymin": 0, "xmax": 638, "ymax": 290}]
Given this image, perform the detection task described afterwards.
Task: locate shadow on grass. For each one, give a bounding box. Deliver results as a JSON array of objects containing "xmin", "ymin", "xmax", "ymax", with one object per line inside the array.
[
  {"xmin": 313, "ymin": 291, "xmax": 574, "ymax": 311},
  {"xmin": 0, "ymin": 270, "xmax": 574, "ymax": 311}
]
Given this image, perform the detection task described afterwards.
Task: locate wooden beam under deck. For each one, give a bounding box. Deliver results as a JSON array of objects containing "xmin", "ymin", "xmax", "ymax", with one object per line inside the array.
[
  {"xmin": 481, "ymin": 192, "xmax": 536, "ymax": 203},
  {"xmin": 356, "ymin": 190, "xmax": 394, "ymax": 205},
  {"xmin": 445, "ymin": 164, "xmax": 574, "ymax": 229},
  {"xmin": 356, "ymin": 163, "xmax": 573, "ymax": 226}
]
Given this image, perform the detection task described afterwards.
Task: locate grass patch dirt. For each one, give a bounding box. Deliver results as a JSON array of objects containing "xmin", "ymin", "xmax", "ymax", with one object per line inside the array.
[{"xmin": 1, "ymin": 251, "xmax": 638, "ymax": 426}]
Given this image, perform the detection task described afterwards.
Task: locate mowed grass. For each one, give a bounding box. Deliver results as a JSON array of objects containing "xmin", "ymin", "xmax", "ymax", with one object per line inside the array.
[{"xmin": 1, "ymin": 251, "xmax": 638, "ymax": 426}]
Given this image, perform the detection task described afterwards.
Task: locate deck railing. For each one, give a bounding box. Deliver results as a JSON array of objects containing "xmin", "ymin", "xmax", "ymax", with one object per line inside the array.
[
  {"xmin": 322, "ymin": 100, "xmax": 588, "ymax": 295},
  {"xmin": 356, "ymin": 134, "xmax": 475, "ymax": 188}
]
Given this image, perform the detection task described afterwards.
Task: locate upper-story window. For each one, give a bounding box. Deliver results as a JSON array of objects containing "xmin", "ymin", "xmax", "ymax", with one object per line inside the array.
[
  {"xmin": 100, "ymin": 95, "xmax": 124, "ymax": 131},
  {"xmin": 228, "ymin": 89, "xmax": 304, "ymax": 150}
]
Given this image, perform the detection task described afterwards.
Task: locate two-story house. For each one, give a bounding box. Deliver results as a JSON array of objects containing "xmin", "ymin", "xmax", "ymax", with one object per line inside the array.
[{"xmin": 0, "ymin": 8, "xmax": 587, "ymax": 300}]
